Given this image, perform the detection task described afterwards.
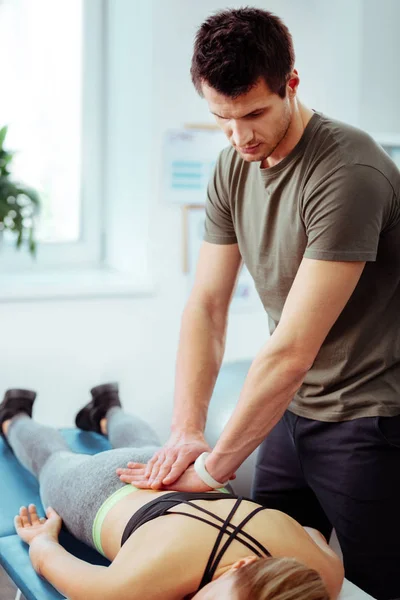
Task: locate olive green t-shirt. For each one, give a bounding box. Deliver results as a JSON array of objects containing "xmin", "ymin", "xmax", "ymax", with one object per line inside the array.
[{"xmin": 204, "ymin": 112, "xmax": 400, "ymax": 421}]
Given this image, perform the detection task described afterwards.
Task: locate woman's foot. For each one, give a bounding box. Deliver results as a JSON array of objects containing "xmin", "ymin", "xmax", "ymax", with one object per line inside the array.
[
  {"xmin": 75, "ymin": 382, "xmax": 121, "ymax": 435},
  {"xmin": 0, "ymin": 388, "xmax": 37, "ymax": 449}
]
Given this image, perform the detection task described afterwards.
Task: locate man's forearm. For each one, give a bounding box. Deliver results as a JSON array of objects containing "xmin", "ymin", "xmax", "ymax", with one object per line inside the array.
[
  {"xmin": 206, "ymin": 340, "xmax": 310, "ymax": 482},
  {"xmin": 171, "ymin": 300, "xmax": 227, "ymax": 435}
]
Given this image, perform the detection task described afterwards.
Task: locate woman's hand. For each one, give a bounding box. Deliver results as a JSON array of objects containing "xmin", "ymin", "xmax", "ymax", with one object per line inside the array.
[
  {"xmin": 117, "ymin": 463, "xmax": 217, "ymax": 492},
  {"xmin": 14, "ymin": 505, "xmax": 62, "ymax": 546}
]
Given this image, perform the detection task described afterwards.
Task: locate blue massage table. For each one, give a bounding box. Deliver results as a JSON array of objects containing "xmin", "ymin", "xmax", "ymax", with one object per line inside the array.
[
  {"xmin": 0, "ymin": 430, "xmax": 111, "ymax": 600},
  {"xmin": 0, "ymin": 361, "xmax": 375, "ymax": 599}
]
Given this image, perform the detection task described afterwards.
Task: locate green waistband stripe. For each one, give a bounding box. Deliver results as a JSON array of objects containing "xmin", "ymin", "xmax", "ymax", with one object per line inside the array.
[{"xmin": 92, "ymin": 484, "xmax": 138, "ymax": 556}]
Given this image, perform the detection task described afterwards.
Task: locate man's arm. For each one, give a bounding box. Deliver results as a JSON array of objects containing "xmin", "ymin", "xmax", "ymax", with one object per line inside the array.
[
  {"xmin": 144, "ymin": 241, "xmax": 242, "ymax": 487},
  {"xmin": 205, "ymin": 257, "xmax": 365, "ymax": 483},
  {"xmin": 171, "ymin": 240, "xmax": 242, "ymax": 433}
]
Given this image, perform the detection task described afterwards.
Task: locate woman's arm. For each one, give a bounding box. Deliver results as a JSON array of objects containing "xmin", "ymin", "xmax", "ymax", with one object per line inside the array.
[
  {"xmin": 15, "ymin": 505, "xmax": 116, "ymax": 600},
  {"xmin": 30, "ymin": 535, "xmax": 114, "ymax": 600},
  {"xmin": 16, "ymin": 504, "xmax": 196, "ymax": 600},
  {"xmin": 302, "ymin": 527, "xmax": 345, "ymax": 600},
  {"xmin": 263, "ymin": 512, "xmax": 344, "ymax": 600},
  {"xmin": 303, "ymin": 527, "xmax": 338, "ymax": 558}
]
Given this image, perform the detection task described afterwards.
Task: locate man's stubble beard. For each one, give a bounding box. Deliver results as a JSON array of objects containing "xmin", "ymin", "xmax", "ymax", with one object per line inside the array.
[{"xmin": 239, "ymin": 102, "xmax": 292, "ymax": 164}]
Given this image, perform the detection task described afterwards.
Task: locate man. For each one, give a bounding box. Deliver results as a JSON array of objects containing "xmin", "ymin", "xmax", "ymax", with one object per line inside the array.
[{"xmin": 125, "ymin": 8, "xmax": 400, "ymax": 599}]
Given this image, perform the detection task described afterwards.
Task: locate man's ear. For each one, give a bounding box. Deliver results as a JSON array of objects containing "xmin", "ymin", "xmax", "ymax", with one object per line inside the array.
[{"xmin": 287, "ymin": 69, "xmax": 300, "ymax": 95}]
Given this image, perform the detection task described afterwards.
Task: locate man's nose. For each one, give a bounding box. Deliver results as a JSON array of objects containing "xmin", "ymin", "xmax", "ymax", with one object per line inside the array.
[{"xmin": 230, "ymin": 121, "xmax": 253, "ymax": 148}]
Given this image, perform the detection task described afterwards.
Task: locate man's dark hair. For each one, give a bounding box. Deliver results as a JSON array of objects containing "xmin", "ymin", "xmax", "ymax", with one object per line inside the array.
[{"xmin": 191, "ymin": 7, "xmax": 295, "ymax": 99}]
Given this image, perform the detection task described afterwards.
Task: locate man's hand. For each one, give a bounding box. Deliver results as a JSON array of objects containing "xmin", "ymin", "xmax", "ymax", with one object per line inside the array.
[
  {"xmin": 114, "ymin": 432, "xmax": 212, "ymax": 490},
  {"xmin": 117, "ymin": 462, "xmax": 216, "ymax": 492},
  {"xmin": 140, "ymin": 432, "xmax": 212, "ymax": 489},
  {"xmin": 14, "ymin": 505, "xmax": 62, "ymax": 546}
]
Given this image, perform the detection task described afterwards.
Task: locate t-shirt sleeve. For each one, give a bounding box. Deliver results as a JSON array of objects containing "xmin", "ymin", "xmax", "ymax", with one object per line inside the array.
[
  {"xmin": 203, "ymin": 149, "xmax": 237, "ymax": 245},
  {"xmin": 302, "ymin": 164, "xmax": 392, "ymax": 262}
]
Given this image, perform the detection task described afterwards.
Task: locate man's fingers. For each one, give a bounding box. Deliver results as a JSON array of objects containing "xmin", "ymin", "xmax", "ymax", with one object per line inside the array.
[
  {"xmin": 118, "ymin": 474, "xmax": 134, "ymax": 484},
  {"xmin": 116, "ymin": 465, "xmax": 150, "ymax": 487},
  {"xmin": 148, "ymin": 458, "xmax": 171, "ymax": 488},
  {"xmin": 150, "ymin": 455, "xmax": 178, "ymax": 488},
  {"xmin": 119, "ymin": 473, "xmax": 148, "ymax": 487},
  {"xmin": 146, "ymin": 459, "xmax": 161, "ymax": 481},
  {"xmin": 161, "ymin": 465, "xmax": 185, "ymax": 485},
  {"xmin": 162, "ymin": 454, "xmax": 192, "ymax": 485},
  {"xmin": 116, "ymin": 467, "xmax": 145, "ymax": 476},
  {"xmin": 144, "ymin": 451, "xmax": 164, "ymax": 478},
  {"xmin": 147, "ymin": 454, "xmax": 168, "ymax": 485}
]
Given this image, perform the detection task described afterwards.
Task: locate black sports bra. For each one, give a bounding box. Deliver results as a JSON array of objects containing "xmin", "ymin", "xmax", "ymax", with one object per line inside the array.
[{"xmin": 121, "ymin": 491, "xmax": 271, "ymax": 590}]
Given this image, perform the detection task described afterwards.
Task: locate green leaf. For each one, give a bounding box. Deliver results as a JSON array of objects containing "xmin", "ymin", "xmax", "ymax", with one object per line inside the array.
[
  {"xmin": 16, "ymin": 228, "xmax": 23, "ymax": 248},
  {"xmin": 0, "ymin": 126, "xmax": 8, "ymax": 150},
  {"xmin": 2, "ymin": 152, "xmax": 13, "ymax": 166},
  {"xmin": 29, "ymin": 227, "xmax": 37, "ymax": 257},
  {"xmin": 0, "ymin": 181, "xmax": 19, "ymax": 211},
  {"xmin": 0, "ymin": 132, "xmax": 40, "ymax": 256},
  {"xmin": 18, "ymin": 185, "xmax": 40, "ymax": 206}
]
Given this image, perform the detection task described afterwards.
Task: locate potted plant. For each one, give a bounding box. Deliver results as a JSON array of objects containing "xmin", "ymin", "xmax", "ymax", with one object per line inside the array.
[{"xmin": 0, "ymin": 125, "xmax": 41, "ymax": 256}]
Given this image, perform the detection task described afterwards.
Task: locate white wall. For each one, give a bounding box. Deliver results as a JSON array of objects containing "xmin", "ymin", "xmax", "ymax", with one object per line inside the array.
[
  {"xmin": 359, "ymin": 0, "xmax": 400, "ymax": 134},
  {"xmin": 304, "ymin": 0, "xmax": 363, "ymax": 126},
  {"xmin": 0, "ymin": 0, "xmax": 388, "ymax": 441}
]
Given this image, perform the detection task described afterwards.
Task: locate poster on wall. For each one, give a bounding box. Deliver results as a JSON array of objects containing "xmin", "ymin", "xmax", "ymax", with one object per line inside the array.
[
  {"xmin": 163, "ymin": 128, "xmax": 228, "ymax": 205},
  {"xmin": 182, "ymin": 205, "xmax": 261, "ymax": 313}
]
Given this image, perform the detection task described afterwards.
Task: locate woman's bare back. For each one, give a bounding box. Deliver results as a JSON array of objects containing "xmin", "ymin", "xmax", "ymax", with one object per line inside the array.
[{"xmin": 100, "ymin": 488, "xmax": 342, "ymax": 597}]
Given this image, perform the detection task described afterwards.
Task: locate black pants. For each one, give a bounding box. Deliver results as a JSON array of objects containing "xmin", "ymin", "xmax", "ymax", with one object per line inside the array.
[{"xmin": 252, "ymin": 410, "xmax": 400, "ymax": 600}]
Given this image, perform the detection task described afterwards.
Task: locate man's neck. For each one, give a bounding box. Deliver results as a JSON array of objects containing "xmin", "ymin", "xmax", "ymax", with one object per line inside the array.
[{"xmin": 262, "ymin": 102, "xmax": 314, "ymax": 169}]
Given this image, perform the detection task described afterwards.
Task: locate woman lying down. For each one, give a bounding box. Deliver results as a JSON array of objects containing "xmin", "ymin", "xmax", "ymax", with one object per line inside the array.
[{"xmin": 0, "ymin": 384, "xmax": 344, "ymax": 600}]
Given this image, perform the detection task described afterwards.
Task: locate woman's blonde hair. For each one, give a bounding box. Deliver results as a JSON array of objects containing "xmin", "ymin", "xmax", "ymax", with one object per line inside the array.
[{"xmin": 232, "ymin": 557, "xmax": 329, "ymax": 600}]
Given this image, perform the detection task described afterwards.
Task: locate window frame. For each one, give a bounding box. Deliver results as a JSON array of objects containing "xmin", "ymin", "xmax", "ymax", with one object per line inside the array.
[
  {"xmin": 0, "ymin": 0, "xmax": 154, "ymax": 301},
  {"xmin": 0, "ymin": 0, "xmax": 105, "ymax": 273}
]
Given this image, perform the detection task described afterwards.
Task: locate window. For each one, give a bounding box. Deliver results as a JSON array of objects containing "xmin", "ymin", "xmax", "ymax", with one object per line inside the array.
[
  {"xmin": 0, "ymin": 0, "xmax": 153, "ymax": 300},
  {"xmin": 0, "ymin": 0, "xmax": 104, "ymax": 271}
]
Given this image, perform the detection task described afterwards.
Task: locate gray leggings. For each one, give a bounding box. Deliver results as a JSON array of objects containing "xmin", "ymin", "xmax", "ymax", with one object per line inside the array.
[{"xmin": 7, "ymin": 408, "xmax": 161, "ymax": 549}]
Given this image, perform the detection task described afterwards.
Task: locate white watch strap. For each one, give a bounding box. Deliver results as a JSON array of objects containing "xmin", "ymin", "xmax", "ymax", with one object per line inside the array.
[{"xmin": 194, "ymin": 452, "xmax": 229, "ymax": 489}]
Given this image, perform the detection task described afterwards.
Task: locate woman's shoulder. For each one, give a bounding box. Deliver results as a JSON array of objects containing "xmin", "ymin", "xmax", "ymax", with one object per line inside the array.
[
  {"xmin": 255, "ymin": 509, "xmax": 344, "ymax": 598},
  {"xmin": 110, "ymin": 516, "xmax": 208, "ymax": 599}
]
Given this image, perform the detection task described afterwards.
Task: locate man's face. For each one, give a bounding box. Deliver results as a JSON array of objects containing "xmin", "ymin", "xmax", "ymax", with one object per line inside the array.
[{"xmin": 202, "ymin": 78, "xmax": 292, "ymax": 165}]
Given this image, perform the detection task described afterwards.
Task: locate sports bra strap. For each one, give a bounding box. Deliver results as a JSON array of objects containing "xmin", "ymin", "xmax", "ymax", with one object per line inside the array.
[
  {"xmin": 171, "ymin": 511, "xmax": 265, "ymax": 557},
  {"xmin": 202, "ymin": 505, "xmax": 268, "ymax": 585},
  {"xmin": 169, "ymin": 498, "xmax": 270, "ymax": 557},
  {"xmin": 198, "ymin": 497, "xmax": 244, "ymax": 589}
]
